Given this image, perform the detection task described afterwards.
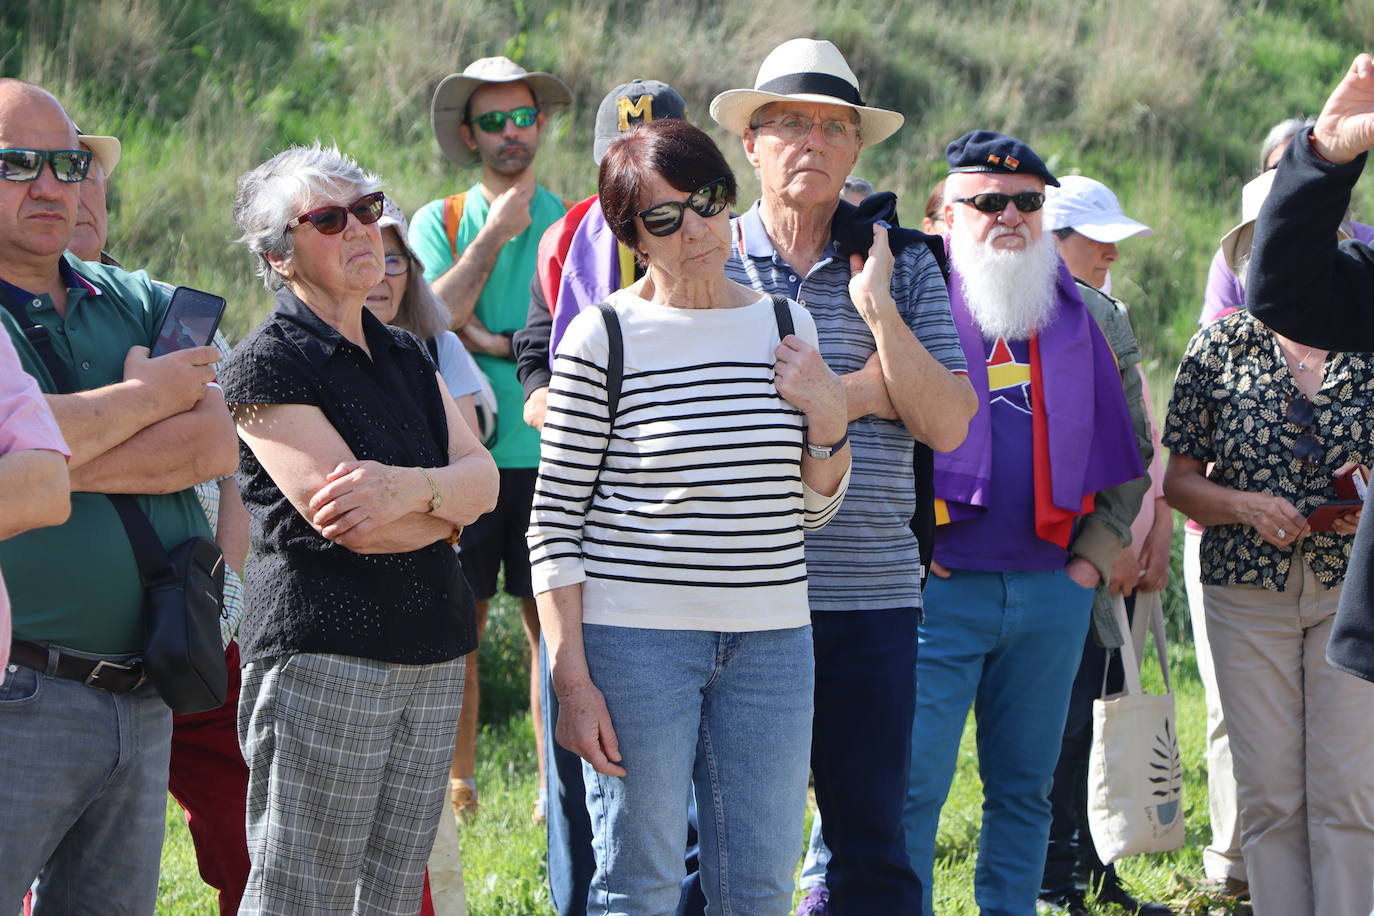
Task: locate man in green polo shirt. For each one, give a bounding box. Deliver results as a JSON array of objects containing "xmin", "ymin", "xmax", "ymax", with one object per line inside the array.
[
  {"xmin": 0, "ymin": 79, "xmax": 238, "ymax": 914},
  {"xmin": 409, "ymin": 56, "xmax": 571, "ymax": 823}
]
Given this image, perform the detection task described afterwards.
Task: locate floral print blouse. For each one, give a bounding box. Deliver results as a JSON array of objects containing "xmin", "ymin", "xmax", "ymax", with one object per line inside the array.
[{"xmin": 1164, "ymin": 312, "xmax": 1374, "ymax": 590}]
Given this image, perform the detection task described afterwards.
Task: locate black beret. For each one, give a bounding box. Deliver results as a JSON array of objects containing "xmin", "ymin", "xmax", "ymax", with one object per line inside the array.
[{"xmin": 945, "ymin": 130, "xmax": 1059, "ymax": 187}]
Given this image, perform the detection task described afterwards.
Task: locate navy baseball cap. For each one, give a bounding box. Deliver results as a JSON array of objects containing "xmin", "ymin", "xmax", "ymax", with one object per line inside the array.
[
  {"xmin": 593, "ymin": 80, "xmax": 688, "ymax": 163},
  {"xmin": 945, "ymin": 130, "xmax": 1059, "ymax": 187}
]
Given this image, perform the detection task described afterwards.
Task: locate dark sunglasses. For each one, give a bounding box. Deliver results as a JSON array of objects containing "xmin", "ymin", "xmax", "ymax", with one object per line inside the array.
[
  {"xmin": 285, "ymin": 191, "xmax": 386, "ymax": 235},
  {"xmin": 0, "ymin": 148, "xmax": 92, "ymax": 183},
  {"xmin": 1284, "ymin": 396, "xmax": 1323, "ymax": 464},
  {"xmin": 469, "ymin": 106, "xmax": 539, "ymax": 133},
  {"xmin": 952, "ymin": 191, "xmax": 1046, "ymax": 214},
  {"xmin": 636, "ymin": 178, "xmax": 730, "ymax": 237}
]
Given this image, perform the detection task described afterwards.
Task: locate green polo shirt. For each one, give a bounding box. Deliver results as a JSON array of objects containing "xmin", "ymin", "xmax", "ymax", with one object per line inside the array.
[
  {"xmin": 410, "ymin": 183, "xmax": 567, "ymax": 468},
  {"xmin": 0, "ymin": 255, "xmax": 211, "ymax": 653}
]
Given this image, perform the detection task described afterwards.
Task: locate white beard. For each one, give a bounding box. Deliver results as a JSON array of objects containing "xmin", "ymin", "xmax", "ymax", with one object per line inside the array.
[{"xmin": 952, "ymin": 227, "xmax": 1060, "ymax": 341}]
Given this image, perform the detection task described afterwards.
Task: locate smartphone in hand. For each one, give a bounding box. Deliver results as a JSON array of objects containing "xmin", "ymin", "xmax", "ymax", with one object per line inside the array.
[{"xmin": 151, "ymin": 286, "xmax": 226, "ymax": 358}]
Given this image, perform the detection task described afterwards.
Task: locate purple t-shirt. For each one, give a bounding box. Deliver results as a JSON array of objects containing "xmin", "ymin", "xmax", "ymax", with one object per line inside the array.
[{"xmin": 934, "ymin": 336, "xmax": 1069, "ymax": 572}]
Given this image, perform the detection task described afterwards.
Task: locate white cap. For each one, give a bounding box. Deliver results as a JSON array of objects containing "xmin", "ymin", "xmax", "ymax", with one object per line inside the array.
[{"xmin": 1043, "ymin": 175, "xmax": 1152, "ymax": 242}]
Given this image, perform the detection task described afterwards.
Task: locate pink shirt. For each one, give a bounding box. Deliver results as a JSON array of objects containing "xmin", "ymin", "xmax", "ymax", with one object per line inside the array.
[
  {"xmin": 0, "ymin": 331, "xmax": 70, "ymax": 681},
  {"xmin": 1127, "ymin": 364, "xmax": 1166, "ymax": 564}
]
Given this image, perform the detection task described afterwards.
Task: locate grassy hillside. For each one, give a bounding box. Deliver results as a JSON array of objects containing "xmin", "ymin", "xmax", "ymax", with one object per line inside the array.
[{"xmin": 3, "ymin": 0, "xmax": 1370, "ymax": 366}]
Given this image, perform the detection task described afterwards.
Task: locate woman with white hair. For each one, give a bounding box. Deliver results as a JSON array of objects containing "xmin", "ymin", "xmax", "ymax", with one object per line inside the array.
[{"xmin": 220, "ymin": 144, "xmax": 498, "ymax": 916}]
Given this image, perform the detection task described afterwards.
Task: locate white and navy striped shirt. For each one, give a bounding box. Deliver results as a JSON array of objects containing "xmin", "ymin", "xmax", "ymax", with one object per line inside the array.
[{"xmin": 527, "ymin": 290, "xmax": 849, "ymax": 632}]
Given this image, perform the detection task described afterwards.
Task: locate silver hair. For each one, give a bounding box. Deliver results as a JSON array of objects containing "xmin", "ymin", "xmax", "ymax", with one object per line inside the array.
[
  {"xmin": 843, "ymin": 175, "xmax": 875, "ymax": 197},
  {"xmin": 233, "ymin": 143, "xmax": 382, "ymax": 291},
  {"xmin": 1258, "ymin": 117, "xmax": 1316, "ymax": 174}
]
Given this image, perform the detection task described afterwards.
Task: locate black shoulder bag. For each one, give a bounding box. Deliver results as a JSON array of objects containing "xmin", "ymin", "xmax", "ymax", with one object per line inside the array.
[{"xmin": 2, "ymin": 296, "xmax": 227, "ymax": 713}]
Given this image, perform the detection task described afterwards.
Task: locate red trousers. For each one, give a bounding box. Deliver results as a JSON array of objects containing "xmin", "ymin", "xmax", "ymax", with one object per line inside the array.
[{"xmin": 167, "ymin": 642, "xmax": 251, "ymax": 916}]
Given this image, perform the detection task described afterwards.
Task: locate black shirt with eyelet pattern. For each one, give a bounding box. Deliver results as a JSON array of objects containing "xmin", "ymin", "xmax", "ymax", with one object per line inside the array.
[{"xmin": 220, "ymin": 287, "xmax": 476, "ymax": 665}]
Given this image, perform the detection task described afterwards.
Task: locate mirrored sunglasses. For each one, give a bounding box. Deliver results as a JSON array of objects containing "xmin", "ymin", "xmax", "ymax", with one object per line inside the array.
[
  {"xmin": 286, "ymin": 191, "xmax": 386, "ymax": 235},
  {"xmin": 0, "ymin": 148, "xmax": 92, "ymax": 183},
  {"xmin": 953, "ymin": 191, "xmax": 1046, "ymax": 214},
  {"xmin": 469, "ymin": 106, "xmax": 539, "ymax": 133},
  {"xmin": 636, "ymin": 178, "xmax": 730, "ymax": 238}
]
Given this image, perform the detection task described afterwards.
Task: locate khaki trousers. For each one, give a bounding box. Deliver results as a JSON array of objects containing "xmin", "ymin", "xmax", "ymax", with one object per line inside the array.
[
  {"xmin": 1183, "ymin": 528, "xmax": 1247, "ymax": 881},
  {"xmin": 1204, "ymin": 560, "xmax": 1374, "ymax": 916}
]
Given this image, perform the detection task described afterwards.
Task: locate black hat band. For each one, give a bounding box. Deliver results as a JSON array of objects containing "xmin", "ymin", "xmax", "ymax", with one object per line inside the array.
[{"xmin": 755, "ymin": 72, "xmax": 864, "ymax": 107}]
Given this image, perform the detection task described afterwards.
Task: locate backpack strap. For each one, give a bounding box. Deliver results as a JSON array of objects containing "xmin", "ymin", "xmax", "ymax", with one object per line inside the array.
[
  {"xmin": 771, "ymin": 295, "xmax": 794, "ymax": 339},
  {"xmin": 443, "ymin": 191, "xmax": 467, "ymax": 262},
  {"xmin": 595, "ymin": 302, "xmax": 623, "ymax": 421}
]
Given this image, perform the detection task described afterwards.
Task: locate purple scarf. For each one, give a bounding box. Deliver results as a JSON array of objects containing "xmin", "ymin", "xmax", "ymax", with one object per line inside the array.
[
  {"xmin": 934, "ymin": 254, "xmax": 1144, "ymax": 542},
  {"xmin": 549, "ymin": 200, "xmax": 623, "ymax": 366}
]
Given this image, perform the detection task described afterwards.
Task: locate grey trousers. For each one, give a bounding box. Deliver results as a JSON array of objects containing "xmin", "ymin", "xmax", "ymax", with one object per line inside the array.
[{"xmin": 237, "ymin": 652, "xmax": 465, "ymax": 916}]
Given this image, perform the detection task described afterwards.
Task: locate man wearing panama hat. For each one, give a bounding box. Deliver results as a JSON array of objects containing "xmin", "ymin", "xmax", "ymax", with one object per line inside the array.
[
  {"xmin": 713, "ymin": 38, "xmax": 977, "ymax": 916},
  {"xmin": 409, "ymin": 56, "xmax": 573, "ymax": 832}
]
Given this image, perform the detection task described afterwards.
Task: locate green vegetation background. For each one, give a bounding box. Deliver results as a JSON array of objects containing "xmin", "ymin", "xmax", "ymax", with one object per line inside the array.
[{"xmin": 6, "ymin": 0, "xmax": 1373, "ymax": 912}]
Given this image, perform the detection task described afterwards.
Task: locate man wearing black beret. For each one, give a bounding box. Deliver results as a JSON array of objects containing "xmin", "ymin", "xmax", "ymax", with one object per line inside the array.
[{"xmin": 901, "ymin": 130, "xmax": 1152, "ymax": 916}]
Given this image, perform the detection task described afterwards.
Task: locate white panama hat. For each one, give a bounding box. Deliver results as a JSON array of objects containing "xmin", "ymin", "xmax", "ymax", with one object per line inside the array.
[
  {"xmin": 74, "ymin": 129, "xmax": 121, "ymax": 177},
  {"xmin": 709, "ymin": 39, "xmax": 903, "ymax": 146}
]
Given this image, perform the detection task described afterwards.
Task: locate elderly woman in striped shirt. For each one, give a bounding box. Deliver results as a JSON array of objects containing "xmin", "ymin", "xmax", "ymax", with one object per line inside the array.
[{"xmin": 527, "ymin": 119, "xmax": 850, "ymax": 916}]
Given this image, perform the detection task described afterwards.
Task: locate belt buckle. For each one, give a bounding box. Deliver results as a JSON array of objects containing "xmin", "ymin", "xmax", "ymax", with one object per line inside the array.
[{"xmin": 85, "ymin": 659, "xmax": 146, "ymax": 692}]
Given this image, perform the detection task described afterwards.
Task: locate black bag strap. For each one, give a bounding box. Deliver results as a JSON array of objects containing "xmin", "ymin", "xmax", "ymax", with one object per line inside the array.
[
  {"xmin": 772, "ymin": 296, "xmax": 794, "ymax": 339},
  {"xmin": 425, "ymin": 335, "xmax": 441, "ymax": 367},
  {"xmin": 1, "ymin": 293, "xmax": 179, "ymax": 589},
  {"xmin": 595, "ymin": 302, "xmax": 624, "ymax": 421},
  {"xmin": 107, "ymin": 495, "xmax": 179, "ymax": 588},
  {"xmin": 1, "ymin": 296, "xmax": 75, "ymax": 394}
]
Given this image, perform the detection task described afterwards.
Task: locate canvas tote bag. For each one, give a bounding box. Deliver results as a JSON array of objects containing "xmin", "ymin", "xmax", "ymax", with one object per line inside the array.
[{"xmin": 1086, "ymin": 592, "xmax": 1184, "ymax": 862}]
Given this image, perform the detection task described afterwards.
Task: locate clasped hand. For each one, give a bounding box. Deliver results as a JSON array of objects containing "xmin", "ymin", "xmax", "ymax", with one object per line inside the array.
[
  {"xmin": 774, "ymin": 335, "xmax": 846, "ymax": 443},
  {"xmin": 308, "ymin": 460, "xmax": 421, "ymax": 546}
]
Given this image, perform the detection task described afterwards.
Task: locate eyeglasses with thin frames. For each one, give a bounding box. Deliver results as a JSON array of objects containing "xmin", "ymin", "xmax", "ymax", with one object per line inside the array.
[
  {"xmin": 383, "ymin": 254, "xmax": 410, "ymax": 277},
  {"xmin": 751, "ymin": 115, "xmax": 861, "ymax": 148}
]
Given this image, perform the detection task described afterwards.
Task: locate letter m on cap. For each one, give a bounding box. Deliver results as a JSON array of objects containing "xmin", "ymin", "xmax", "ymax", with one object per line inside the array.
[{"xmin": 617, "ymin": 95, "xmax": 654, "ymax": 131}]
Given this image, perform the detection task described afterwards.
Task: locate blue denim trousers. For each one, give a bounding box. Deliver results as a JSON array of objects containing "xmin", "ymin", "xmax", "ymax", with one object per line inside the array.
[
  {"xmin": 581, "ymin": 624, "xmax": 814, "ymax": 916},
  {"xmin": 903, "ymin": 568, "xmax": 1093, "ymax": 916},
  {"xmin": 541, "ymin": 640, "xmax": 705, "ymax": 916},
  {"xmin": 0, "ymin": 652, "xmax": 172, "ymax": 915}
]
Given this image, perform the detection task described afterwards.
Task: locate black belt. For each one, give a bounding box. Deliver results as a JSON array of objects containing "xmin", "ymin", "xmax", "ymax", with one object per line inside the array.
[{"xmin": 10, "ymin": 640, "xmax": 148, "ymax": 693}]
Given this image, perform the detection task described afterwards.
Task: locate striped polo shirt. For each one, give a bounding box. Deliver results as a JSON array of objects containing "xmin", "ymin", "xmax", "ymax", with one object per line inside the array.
[
  {"xmin": 724, "ymin": 202, "xmax": 966, "ymax": 612},
  {"xmin": 527, "ymin": 290, "xmax": 848, "ymax": 632}
]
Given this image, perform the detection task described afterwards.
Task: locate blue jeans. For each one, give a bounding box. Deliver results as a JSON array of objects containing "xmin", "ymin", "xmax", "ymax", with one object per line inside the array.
[
  {"xmin": 0, "ymin": 653, "xmax": 172, "ymax": 915},
  {"xmin": 904, "ymin": 569, "xmax": 1093, "ymax": 916},
  {"xmin": 581, "ymin": 624, "xmax": 813, "ymax": 916},
  {"xmin": 543, "ymin": 637, "xmax": 706, "ymax": 916}
]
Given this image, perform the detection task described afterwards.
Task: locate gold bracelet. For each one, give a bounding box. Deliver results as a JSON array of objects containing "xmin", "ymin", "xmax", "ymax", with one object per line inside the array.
[{"xmin": 417, "ymin": 466, "xmax": 442, "ymax": 513}]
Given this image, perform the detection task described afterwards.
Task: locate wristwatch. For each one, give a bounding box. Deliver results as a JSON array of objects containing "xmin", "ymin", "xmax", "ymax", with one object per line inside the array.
[
  {"xmin": 806, "ymin": 432, "xmax": 848, "ymax": 460},
  {"xmin": 418, "ymin": 466, "xmax": 442, "ymax": 512}
]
